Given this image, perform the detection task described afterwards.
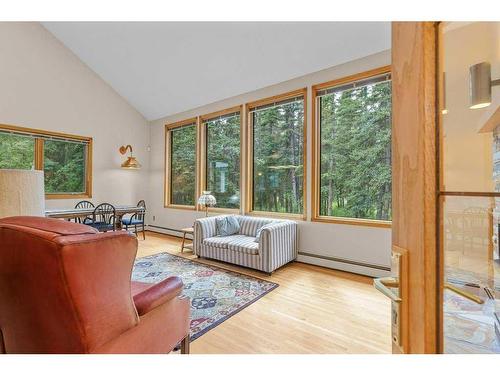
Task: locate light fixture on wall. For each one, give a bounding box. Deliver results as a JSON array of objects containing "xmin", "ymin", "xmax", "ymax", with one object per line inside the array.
[
  {"xmin": 119, "ymin": 145, "xmax": 141, "ymax": 170},
  {"xmin": 469, "ymin": 62, "xmax": 500, "ymax": 109}
]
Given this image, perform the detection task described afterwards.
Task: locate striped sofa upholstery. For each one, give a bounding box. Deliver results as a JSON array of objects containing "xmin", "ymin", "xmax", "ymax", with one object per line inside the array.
[{"xmin": 193, "ymin": 215, "xmax": 298, "ymax": 274}]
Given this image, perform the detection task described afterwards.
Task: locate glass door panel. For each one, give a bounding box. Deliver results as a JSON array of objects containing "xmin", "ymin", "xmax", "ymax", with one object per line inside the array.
[
  {"xmin": 440, "ymin": 21, "xmax": 500, "ymax": 353},
  {"xmin": 442, "ymin": 196, "xmax": 500, "ymax": 353}
]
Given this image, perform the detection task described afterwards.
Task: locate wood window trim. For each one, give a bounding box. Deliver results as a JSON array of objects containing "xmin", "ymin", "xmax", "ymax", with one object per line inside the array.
[
  {"xmin": 164, "ymin": 117, "xmax": 199, "ymax": 210},
  {"xmin": 246, "ymin": 210, "xmax": 306, "ymax": 221},
  {"xmin": 312, "ymin": 216, "xmax": 391, "ymax": 228},
  {"xmin": 199, "ymin": 105, "xmax": 243, "ymax": 212},
  {"xmin": 310, "ymin": 66, "xmax": 393, "ymax": 228},
  {"xmin": 244, "ymin": 88, "xmax": 308, "ymax": 220},
  {"xmin": 0, "ymin": 123, "xmax": 93, "ymax": 199}
]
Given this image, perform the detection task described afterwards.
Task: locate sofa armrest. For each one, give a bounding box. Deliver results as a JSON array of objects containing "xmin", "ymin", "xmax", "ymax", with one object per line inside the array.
[
  {"xmin": 259, "ymin": 221, "xmax": 298, "ymax": 272},
  {"xmin": 133, "ymin": 276, "xmax": 184, "ymax": 316},
  {"xmin": 193, "ymin": 216, "xmax": 219, "ymax": 254}
]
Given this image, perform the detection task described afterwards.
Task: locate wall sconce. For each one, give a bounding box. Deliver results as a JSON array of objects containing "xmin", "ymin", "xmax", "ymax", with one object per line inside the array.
[
  {"xmin": 119, "ymin": 145, "xmax": 141, "ymax": 170},
  {"xmin": 469, "ymin": 62, "xmax": 500, "ymax": 109}
]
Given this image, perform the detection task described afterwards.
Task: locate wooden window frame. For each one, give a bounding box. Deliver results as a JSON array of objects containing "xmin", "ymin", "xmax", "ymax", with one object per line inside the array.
[
  {"xmin": 245, "ymin": 88, "xmax": 308, "ymax": 220},
  {"xmin": 311, "ymin": 66, "xmax": 392, "ymax": 228},
  {"xmin": 164, "ymin": 117, "xmax": 199, "ymax": 210},
  {"xmin": 0, "ymin": 123, "xmax": 93, "ymax": 199},
  {"xmin": 199, "ymin": 106, "xmax": 243, "ymax": 214}
]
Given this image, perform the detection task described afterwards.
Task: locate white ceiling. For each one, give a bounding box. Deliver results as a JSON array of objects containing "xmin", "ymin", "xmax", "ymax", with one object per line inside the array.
[{"xmin": 43, "ymin": 22, "xmax": 391, "ymax": 121}]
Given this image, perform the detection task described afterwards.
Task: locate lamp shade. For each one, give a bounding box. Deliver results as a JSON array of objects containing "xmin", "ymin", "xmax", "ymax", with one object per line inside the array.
[
  {"xmin": 119, "ymin": 145, "xmax": 141, "ymax": 170},
  {"xmin": 469, "ymin": 62, "xmax": 492, "ymax": 109},
  {"xmin": 197, "ymin": 191, "xmax": 216, "ymax": 207},
  {"xmin": 0, "ymin": 169, "xmax": 45, "ymax": 218}
]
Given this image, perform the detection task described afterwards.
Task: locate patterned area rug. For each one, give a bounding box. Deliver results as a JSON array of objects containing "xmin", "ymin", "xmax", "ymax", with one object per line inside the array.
[{"xmin": 132, "ymin": 252, "xmax": 278, "ymax": 341}]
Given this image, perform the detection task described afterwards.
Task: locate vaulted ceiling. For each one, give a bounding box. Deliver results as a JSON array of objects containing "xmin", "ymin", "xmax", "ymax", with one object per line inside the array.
[{"xmin": 43, "ymin": 22, "xmax": 391, "ymax": 120}]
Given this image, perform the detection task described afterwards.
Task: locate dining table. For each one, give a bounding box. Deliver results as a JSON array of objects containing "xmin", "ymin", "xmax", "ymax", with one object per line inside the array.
[{"xmin": 45, "ymin": 205, "xmax": 145, "ymax": 229}]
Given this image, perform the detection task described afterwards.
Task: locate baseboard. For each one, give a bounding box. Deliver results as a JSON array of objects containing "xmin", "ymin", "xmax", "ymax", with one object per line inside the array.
[
  {"xmin": 296, "ymin": 252, "xmax": 390, "ymax": 278},
  {"xmin": 146, "ymin": 225, "xmax": 187, "ymax": 239}
]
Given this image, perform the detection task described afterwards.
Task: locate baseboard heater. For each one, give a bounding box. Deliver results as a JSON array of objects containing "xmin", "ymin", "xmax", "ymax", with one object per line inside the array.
[
  {"xmin": 298, "ymin": 251, "xmax": 390, "ymax": 272},
  {"xmin": 147, "ymin": 225, "xmax": 185, "ymax": 238}
]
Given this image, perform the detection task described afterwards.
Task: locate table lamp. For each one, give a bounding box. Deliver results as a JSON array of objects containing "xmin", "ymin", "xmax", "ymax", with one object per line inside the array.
[
  {"xmin": 197, "ymin": 191, "xmax": 216, "ymax": 217},
  {"xmin": 0, "ymin": 169, "xmax": 45, "ymax": 218}
]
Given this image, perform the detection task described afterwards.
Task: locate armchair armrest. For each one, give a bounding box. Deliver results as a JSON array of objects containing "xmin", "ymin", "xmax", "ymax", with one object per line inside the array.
[{"xmin": 133, "ymin": 276, "xmax": 184, "ymax": 316}]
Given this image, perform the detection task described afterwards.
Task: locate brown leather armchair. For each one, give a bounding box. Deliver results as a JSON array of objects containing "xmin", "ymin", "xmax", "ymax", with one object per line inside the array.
[{"xmin": 0, "ymin": 216, "xmax": 190, "ymax": 354}]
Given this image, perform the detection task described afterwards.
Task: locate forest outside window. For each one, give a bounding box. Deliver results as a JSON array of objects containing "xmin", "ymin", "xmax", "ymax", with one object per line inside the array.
[
  {"xmin": 166, "ymin": 120, "xmax": 197, "ymax": 207},
  {"xmin": 0, "ymin": 124, "xmax": 92, "ymax": 198},
  {"xmin": 248, "ymin": 90, "xmax": 306, "ymax": 216},
  {"xmin": 314, "ymin": 68, "xmax": 392, "ymax": 224},
  {"xmin": 203, "ymin": 109, "xmax": 241, "ymax": 210}
]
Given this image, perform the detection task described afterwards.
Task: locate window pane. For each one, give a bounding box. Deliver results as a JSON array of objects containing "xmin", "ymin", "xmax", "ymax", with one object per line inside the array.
[
  {"xmin": 253, "ymin": 98, "xmax": 304, "ymax": 214},
  {"xmin": 44, "ymin": 139, "xmax": 86, "ymax": 194},
  {"xmin": 206, "ymin": 114, "xmax": 240, "ymax": 209},
  {"xmin": 0, "ymin": 133, "xmax": 35, "ymax": 169},
  {"xmin": 170, "ymin": 124, "xmax": 196, "ymax": 205},
  {"xmin": 319, "ymin": 79, "xmax": 392, "ymax": 220}
]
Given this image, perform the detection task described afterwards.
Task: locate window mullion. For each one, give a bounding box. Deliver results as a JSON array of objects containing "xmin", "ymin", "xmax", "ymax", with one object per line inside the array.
[{"xmin": 34, "ymin": 138, "xmax": 44, "ymax": 171}]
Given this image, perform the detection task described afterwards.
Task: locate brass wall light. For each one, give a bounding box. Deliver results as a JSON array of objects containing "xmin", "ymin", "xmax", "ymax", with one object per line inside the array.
[
  {"xmin": 119, "ymin": 145, "xmax": 141, "ymax": 170},
  {"xmin": 469, "ymin": 62, "xmax": 500, "ymax": 109}
]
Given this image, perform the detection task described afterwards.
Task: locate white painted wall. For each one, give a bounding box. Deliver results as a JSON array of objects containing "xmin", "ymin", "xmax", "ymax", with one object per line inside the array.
[
  {"xmin": 0, "ymin": 22, "xmax": 150, "ymax": 209},
  {"xmin": 443, "ymin": 22, "xmax": 500, "ymax": 192},
  {"xmin": 148, "ymin": 50, "xmax": 392, "ymax": 276}
]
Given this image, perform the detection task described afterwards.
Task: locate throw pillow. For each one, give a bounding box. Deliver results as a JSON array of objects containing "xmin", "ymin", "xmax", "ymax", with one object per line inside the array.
[
  {"xmin": 254, "ymin": 223, "xmax": 275, "ymax": 242},
  {"xmin": 215, "ymin": 215, "xmax": 240, "ymax": 236}
]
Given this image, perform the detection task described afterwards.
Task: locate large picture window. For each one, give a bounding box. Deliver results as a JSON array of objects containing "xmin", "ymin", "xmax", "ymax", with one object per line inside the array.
[
  {"xmin": 313, "ymin": 68, "xmax": 392, "ymax": 224},
  {"xmin": 166, "ymin": 119, "xmax": 197, "ymax": 207},
  {"xmin": 0, "ymin": 124, "xmax": 92, "ymax": 198},
  {"xmin": 203, "ymin": 109, "xmax": 241, "ymax": 209},
  {"xmin": 0, "ymin": 132, "xmax": 35, "ymax": 170},
  {"xmin": 44, "ymin": 139, "xmax": 87, "ymax": 194},
  {"xmin": 248, "ymin": 90, "xmax": 306, "ymax": 216}
]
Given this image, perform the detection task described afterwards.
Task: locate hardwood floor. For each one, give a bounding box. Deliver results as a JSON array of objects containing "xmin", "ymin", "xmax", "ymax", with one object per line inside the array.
[{"xmin": 136, "ymin": 231, "xmax": 392, "ymax": 354}]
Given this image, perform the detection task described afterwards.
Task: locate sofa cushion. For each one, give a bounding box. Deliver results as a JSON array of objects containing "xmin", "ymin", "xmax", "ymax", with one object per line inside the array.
[
  {"xmin": 227, "ymin": 236, "xmax": 259, "ymax": 255},
  {"xmin": 203, "ymin": 234, "xmax": 247, "ymax": 249},
  {"xmin": 238, "ymin": 217, "xmax": 275, "ymax": 237},
  {"xmin": 215, "ymin": 215, "xmax": 240, "ymax": 236}
]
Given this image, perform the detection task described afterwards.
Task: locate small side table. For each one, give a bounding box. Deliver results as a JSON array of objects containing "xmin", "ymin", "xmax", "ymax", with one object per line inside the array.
[{"xmin": 180, "ymin": 227, "xmax": 194, "ymax": 253}]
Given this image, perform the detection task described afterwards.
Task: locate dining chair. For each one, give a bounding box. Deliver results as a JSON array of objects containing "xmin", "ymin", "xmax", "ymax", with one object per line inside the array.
[
  {"xmin": 122, "ymin": 200, "xmax": 146, "ymax": 240},
  {"xmin": 74, "ymin": 200, "xmax": 94, "ymax": 224},
  {"xmin": 85, "ymin": 203, "xmax": 116, "ymax": 232}
]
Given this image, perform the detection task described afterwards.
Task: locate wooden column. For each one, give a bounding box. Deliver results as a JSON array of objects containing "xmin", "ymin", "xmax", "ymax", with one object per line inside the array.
[{"xmin": 391, "ymin": 22, "xmax": 439, "ymax": 353}]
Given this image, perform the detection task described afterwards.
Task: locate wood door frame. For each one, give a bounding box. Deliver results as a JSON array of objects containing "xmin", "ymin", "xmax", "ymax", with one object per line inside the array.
[{"xmin": 391, "ymin": 21, "xmax": 440, "ymax": 353}]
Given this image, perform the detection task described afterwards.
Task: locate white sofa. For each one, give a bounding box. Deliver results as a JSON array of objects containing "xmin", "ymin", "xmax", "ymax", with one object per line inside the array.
[{"xmin": 193, "ymin": 215, "xmax": 298, "ymax": 274}]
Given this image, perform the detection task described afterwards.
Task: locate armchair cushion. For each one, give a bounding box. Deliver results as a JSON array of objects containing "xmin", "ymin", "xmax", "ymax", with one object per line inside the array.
[{"xmin": 133, "ymin": 276, "xmax": 184, "ymax": 316}]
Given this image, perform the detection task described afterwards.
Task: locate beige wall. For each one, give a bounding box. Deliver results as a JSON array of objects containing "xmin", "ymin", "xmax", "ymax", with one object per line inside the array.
[
  {"xmin": 0, "ymin": 22, "xmax": 150, "ymax": 208},
  {"xmin": 443, "ymin": 22, "xmax": 500, "ymax": 192},
  {"xmin": 148, "ymin": 50, "xmax": 392, "ymax": 276}
]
